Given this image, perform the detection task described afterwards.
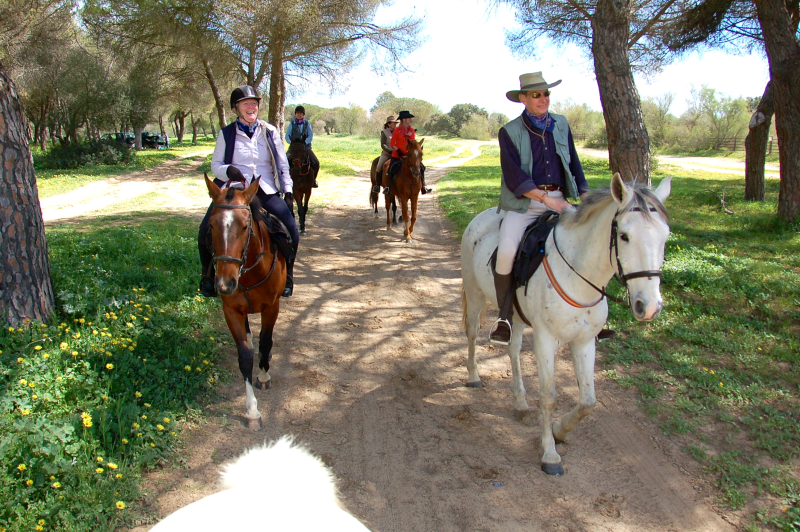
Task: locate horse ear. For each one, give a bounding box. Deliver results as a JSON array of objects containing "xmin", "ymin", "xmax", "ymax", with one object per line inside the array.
[
  {"xmin": 244, "ymin": 176, "xmax": 261, "ymax": 204},
  {"xmin": 418, "ymin": 138, "xmax": 424, "ymax": 147},
  {"xmin": 653, "ymin": 176, "xmax": 672, "ymax": 203},
  {"xmin": 205, "ymin": 173, "xmax": 222, "ymax": 200},
  {"xmin": 610, "ymin": 173, "xmax": 631, "ymax": 205}
]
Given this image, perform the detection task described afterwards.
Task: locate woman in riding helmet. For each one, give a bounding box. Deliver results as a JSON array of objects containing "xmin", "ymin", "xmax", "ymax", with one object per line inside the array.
[
  {"xmin": 372, "ymin": 115, "xmax": 398, "ymax": 194},
  {"xmin": 383, "ymin": 110, "xmax": 431, "ymax": 195},
  {"xmin": 284, "ymin": 105, "xmax": 319, "ymax": 187},
  {"xmin": 198, "ymin": 85, "xmax": 300, "ymax": 298}
]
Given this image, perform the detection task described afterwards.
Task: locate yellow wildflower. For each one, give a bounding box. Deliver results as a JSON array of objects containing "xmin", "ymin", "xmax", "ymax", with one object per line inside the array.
[
  {"xmin": 34, "ymin": 345, "xmax": 42, "ymax": 351},
  {"xmin": 107, "ymin": 463, "xmax": 118, "ymax": 470},
  {"xmin": 132, "ymin": 423, "xmax": 140, "ymax": 429},
  {"xmin": 26, "ymin": 480, "xmax": 33, "ymax": 486},
  {"xmin": 116, "ymin": 501, "xmax": 126, "ymax": 509},
  {"xmin": 96, "ymin": 457, "xmax": 103, "ymax": 462},
  {"xmin": 96, "ymin": 468, "xmax": 104, "ymax": 474},
  {"xmin": 17, "ymin": 464, "xmax": 26, "ymax": 471},
  {"xmin": 17, "ymin": 357, "xmax": 24, "ymax": 363},
  {"xmin": 106, "ymin": 363, "xmax": 114, "ymax": 370},
  {"xmin": 163, "ymin": 417, "xmax": 170, "ymax": 423},
  {"xmin": 122, "ymin": 438, "xmax": 129, "ymax": 444},
  {"xmin": 59, "ymin": 342, "xmax": 68, "ymax": 349},
  {"xmin": 157, "ymin": 424, "xmax": 164, "ymax": 431},
  {"xmin": 52, "ymin": 482, "xmax": 61, "ymax": 488},
  {"xmin": 184, "ymin": 365, "xmax": 191, "ymax": 371}
]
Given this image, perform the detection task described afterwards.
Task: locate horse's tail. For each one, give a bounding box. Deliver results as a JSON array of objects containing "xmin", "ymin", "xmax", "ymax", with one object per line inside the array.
[{"xmin": 369, "ymin": 157, "xmax": 379, "ymax": 209}]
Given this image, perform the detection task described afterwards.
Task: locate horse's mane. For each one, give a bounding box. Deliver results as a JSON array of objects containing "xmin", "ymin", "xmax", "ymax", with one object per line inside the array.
[{"xmin": 558, "ymin": 183, "xmax": 669, "ymax": 228}]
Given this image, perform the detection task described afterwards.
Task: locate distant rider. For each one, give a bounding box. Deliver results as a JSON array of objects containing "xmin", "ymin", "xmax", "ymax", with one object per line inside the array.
[
  {"xmin": 382, "ymin": 110, "xmax": 432, "ymax": 195},
  {"xmin": 284, "ymin": 105, "xmax": 319, "ymax": 188},
  {"xmin": 373, "ymin": 115, "xmax": 398, "ymax": 194}
]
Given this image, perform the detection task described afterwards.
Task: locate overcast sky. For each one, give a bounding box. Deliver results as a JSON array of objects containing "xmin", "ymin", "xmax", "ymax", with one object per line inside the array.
[{"xmin": 289, "ymin": 0, "xmax": 770, "ymax": 118}]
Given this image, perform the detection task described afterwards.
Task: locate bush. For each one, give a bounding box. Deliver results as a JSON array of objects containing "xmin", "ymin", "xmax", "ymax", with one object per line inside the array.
[
  {"xmin": 585, "ymin": 127, "xmax": 608, "ymax": 149},
  {"xmin": 35, "ymin": 140, "xmax": 135, "ymax": 170}
]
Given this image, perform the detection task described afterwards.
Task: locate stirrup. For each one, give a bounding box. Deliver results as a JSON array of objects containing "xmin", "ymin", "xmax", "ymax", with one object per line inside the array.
[
  {"xmin": 372, "ymin": 184, "xmax": 380, "ymax": 194},
  {"xmin": 382, "ymin": 187, "xmax": 390, "ymax": 195},
  {"xmin": 489, "ymin": 318, "xmax": 512, "ymax": 345}
]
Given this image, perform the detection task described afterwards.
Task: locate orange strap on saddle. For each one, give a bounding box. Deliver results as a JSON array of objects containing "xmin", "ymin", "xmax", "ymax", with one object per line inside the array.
[{"xmin": 542, "ymin": 254, "xmax": 603, "ymax": 308}]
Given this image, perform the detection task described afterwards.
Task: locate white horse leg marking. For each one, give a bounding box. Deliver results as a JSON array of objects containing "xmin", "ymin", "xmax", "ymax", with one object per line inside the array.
[
  {"xmin": 534, "ymin": 334, "xmax": 561, "ymax": 466},
  {"xmin": 257, "ymin": 369, "xmax": 271, "ymax": 385},
  {"xmin": 507, "ymin": 322, "xmax": 529, "ymax": 412},
  {"xmin": 553, "ymin": 338, "xmax": 597, "ymax": 441},
  {"xmin": 244, "ymin": 381, "xmax": 261, "ymax": 420}
]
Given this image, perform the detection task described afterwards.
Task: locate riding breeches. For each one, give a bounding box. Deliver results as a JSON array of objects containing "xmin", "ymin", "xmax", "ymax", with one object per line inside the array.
[
  {"xmin": 496, "ymin": 190, "xmax": 563, "ymax": 276},
  {"xmin": 377, "ymin": 152, "xmax": 391, "ymax": 186}
]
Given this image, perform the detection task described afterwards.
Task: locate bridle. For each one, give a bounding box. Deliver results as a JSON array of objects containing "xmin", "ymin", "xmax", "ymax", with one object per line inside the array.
[
  {"xmin": 290, "ymin": 143, "xmax": 312, "ymax": 177},
  {"xmin": 210, "ymin": 203, "xmax": 277, "ymax": 302},
  {"xmin": 546, "ymin": 205, "xmax": 663, "ymax": 308}
]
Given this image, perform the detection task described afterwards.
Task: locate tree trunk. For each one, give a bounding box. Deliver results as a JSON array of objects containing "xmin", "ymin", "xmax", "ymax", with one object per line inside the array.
[
  {"xmin": 744, "ymin": 82, "xmax": 774, "ymax": 201},
  {"xmin": 191, "ymin": 110, "xmax": 197, "ymax": 145},
  {"xmin": 134, "ymin": 125, "xmax": 144, "ymax": 151},
  {"xmin": 159, "ymin": 114, "xmax": 165, "ymax": 137},
  {"xmin": 755, "ymin": 0, "xmax": 800, "ymax": 221},
  {"xmin": 209, "ymin": 111, "xmax": 217, "ymax": 138},
  {"xmin": 0, "ymin": 62, "xmax": 55, "ymax": 326},
  {"xmin": 202, "ymin": 57, "xmax": 228, "ymax": 129},
  {"xmin": 591, "ymin": 0, "xmax": 652, "ymax": 184},
  {"xmin": 268, "ymin": 47, "xmax": 286, "ymax": 136}
]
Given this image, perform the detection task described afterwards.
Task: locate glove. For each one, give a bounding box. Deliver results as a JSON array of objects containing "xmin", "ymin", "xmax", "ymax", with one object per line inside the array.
[
  {"xmin": 226, "ymin": 166, "xmax": 246, "ymax": 183},
  {"xmin": 284, "ymin": 192, "xmax": 294, "ymax": 212}
]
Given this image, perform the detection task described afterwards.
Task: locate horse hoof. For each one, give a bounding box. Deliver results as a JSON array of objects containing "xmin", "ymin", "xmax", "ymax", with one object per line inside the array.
[
  {"xmin": 247, "ymin": 417, "xmax": 263, "ymax": 432},
  {"xmin": 301, "ymin": 230, "xmax": 307, "ymax": 236},
  {"xmin": 255, "ymin": 378, "xmax": 270, "ymax": 390},
  {"xmin": 541, "ymin": 463, "xmax": 564, "ymax": 476},
  {"xmin": 554, "ymin": 437, "xmax": 565, "ymax": 445},
  {"xmin": 465, "ymin": 380, "xmax": 483, "ymax": 388}
]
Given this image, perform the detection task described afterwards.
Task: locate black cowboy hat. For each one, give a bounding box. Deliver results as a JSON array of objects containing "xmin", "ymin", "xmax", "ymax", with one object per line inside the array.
[
  {"xmin": 230, "ymin": 85, "xmax": 261, "ymax": 108},
  {"xmin": 397, "ymin": 110, "xmax": 415, "ymax": 120}
]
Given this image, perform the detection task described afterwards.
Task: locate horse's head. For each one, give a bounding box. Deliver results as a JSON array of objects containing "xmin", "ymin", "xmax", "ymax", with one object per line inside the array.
[
  {"xmin": 405, "ymin": 138, "xmax": 424, "ymax": 179},
  {"xmin": 204, "ymin": 173, "xmax": 261, "ymax": 296},
  {"xmin": 289, "ymin": 140, "xmax": 307, "ymax": 168},
  {"xmin": 609, "ymin": 173, "xmax": 671, "ymax": 322}
]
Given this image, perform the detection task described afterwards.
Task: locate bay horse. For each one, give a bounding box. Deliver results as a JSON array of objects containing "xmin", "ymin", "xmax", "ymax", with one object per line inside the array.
[
  {"xmin": 204, "ymin": 174, "xmax": 287, "ymax": 431},
  {"xmin": 288, "ymin": 138, "xmax": 316, "ymax": 234},
  {"xmin": 383, "ymin": 138, "xmax": 424, "ymax": 242},
  {"xmin": 369, "ymin": 156, "xmax": 397, "ymax": 224},
  {"xmin": 461, "ymin": 174, "xmax": 671, "ymax": 475}
]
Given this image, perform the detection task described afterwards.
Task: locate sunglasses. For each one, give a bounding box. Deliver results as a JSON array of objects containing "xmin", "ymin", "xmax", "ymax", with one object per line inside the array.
[{"xmin": 527, "ymin": 90, "xmax": 551, "ymax": 99}]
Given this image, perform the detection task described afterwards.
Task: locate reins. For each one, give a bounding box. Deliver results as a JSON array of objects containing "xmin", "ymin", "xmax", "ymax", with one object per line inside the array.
[{"xmin": 546, "ymin": 205, "xmax": 663, "ymax": 308}]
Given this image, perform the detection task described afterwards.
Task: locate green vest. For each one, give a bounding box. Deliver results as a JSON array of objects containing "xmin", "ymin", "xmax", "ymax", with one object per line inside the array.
[{"xmin": 498, "ymin": 112, "xmax": 579, "ymax": 213}]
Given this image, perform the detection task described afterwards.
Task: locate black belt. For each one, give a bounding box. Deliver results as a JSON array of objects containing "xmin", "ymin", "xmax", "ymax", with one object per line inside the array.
[{"xmin": 538, "ymin": 184, "xmax": 564, "ymax": 192}]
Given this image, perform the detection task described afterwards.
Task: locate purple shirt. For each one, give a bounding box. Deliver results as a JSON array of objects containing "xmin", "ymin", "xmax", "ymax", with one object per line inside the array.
[{"xmin": 499, "ymin": 112, "xmax": 589, "ymax": 198}]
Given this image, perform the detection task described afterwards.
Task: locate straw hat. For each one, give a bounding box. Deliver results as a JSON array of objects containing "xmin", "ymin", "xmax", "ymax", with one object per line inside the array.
[{"xmin": 506, "ymin": 72, "xmax": 562, "ymax": 102}]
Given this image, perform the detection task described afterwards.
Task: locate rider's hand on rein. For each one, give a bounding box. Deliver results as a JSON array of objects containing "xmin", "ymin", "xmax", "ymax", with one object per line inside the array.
[{"xmin": 226, "ymin": 166, "xmax": 246, "ymax": 183}]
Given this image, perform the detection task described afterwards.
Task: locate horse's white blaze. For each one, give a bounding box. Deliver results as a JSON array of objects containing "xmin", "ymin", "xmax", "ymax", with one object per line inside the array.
[
  {"xmin": 221, "ymin": 209, "xmax": 235, "ymax": 253},
  {"xmin": 460, "ymin": 178, "xmax": 671, "ymax": 471},
  {"xmin": 244, "ymin": 381, "xmax": 260, "ymax": 420},
  {"xmin": 414, "ymin": 150, "xmax": 420, "ymax": 158}
]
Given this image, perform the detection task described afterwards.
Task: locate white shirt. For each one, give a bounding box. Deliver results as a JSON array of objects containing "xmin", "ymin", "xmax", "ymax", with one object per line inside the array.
[{"xmin": 211, "ymin": 120, "xmax": 293, "ymax": 195}]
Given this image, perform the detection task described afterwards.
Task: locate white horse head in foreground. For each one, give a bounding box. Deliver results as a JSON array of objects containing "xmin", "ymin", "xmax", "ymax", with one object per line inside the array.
[
  {"xmin": 461, "ymin": 174, "xmax": 671, "ymax": 475},
  {"xmin": 150, "ymin": 436, "xmax": 371, "ymax": 531}
]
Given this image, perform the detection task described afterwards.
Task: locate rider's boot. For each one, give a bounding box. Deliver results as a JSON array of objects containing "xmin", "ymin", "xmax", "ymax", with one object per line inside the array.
[
  {"xmin": 420, "ymin": 168, "xmax": 432, "ymax": 195},
  {"xmin": 198, "ymin": 240, "xmax": 217, "ymax": 298},
  {"xmin": 489, "ymin": 271, "xmax": 515, "ymax": 345},
  {"xmin": 282, "ymin": 255, "xmax": 295, "ymax": 298}
]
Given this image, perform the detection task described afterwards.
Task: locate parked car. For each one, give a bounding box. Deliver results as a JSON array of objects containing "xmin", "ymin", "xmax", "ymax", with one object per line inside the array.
[
  {"xmin": 101, "ymin": 132, "xmax": 135, "ymax": 148},
  {"xmin": 141, "ymin": 131, "xmax": 166, "ymax": 150}
]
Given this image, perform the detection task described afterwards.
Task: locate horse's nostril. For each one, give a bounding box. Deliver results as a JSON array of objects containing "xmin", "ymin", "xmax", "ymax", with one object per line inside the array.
[{"xmin": 634, "ymin": 299, "xmax": 645, "ymax": 316}]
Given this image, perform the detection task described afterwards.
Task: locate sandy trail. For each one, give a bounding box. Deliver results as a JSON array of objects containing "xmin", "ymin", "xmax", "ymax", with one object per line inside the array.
[{"xmin": 42, "ymin": 146, "xmax": 735, "ymax": 531}]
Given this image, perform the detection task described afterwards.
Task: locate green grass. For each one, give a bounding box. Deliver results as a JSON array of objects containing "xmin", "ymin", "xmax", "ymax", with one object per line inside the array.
[
  {"xmin": 34, "ymin": 138, "xmax": 217, "ymax": 199},
  {"xmin": 438, "ymin": 148, "xmax": 800, "ymax": 529},
  {"xmin": 0, "ymin": 214, "xmax": 223, "ymax": 531}
]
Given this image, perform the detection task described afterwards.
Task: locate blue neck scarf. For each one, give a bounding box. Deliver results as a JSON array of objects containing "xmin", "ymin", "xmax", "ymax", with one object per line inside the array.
[
  {"xmin": 236, "ymin": 119, "xmax": 258, "ymax": 138},
  {"xmin": 525, "ymin": 110, "xmax": 552, "ymax": 131}
]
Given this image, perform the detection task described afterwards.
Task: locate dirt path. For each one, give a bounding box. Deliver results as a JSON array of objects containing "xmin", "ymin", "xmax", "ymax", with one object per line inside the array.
[
  {"xmin": 578, "ymin": 147, "xmax": 780, "ymax": 178},
  {"xmin": 43, "ymin": 148, "xmax": 736, "ymax": 531}
]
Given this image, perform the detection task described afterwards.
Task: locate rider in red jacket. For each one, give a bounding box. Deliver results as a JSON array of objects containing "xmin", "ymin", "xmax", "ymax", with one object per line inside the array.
[{"xmin": 383, "ymin": 110, "xmax": 431, "ymax": 195}]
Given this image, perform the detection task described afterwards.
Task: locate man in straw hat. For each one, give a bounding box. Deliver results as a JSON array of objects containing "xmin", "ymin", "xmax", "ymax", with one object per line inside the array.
[{"xmin": 489, "ymin": 72, "xmax": 590, "ymax": 345}]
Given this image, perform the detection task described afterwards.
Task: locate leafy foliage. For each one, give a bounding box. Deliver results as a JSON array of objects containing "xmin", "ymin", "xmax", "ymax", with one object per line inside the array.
[{"xmin": 34, "ymin": 140, "xmax": 135, "ymax": 170}]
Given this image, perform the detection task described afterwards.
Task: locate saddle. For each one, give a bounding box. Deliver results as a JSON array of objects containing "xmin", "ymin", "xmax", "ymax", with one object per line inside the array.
[
  {"xmin": 491, "ymin": 211, "xmax": 559, "ymax": 288},
  {"xmin": 263, "ymin": 213, "xmax": 295, "ymax": 264},
  {"xmin": 388, "ymin": 157, "xmax": 404, "ymax": 180}
]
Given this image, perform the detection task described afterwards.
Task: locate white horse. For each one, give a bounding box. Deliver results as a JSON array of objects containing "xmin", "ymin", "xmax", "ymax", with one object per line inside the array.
[
  {"xmin": 461, "ymin": 174, "xmax": 671, "ymax": 475},
  {"xmin": 150, "ymin": 435, "xmax": 371, "ymax": 531}
]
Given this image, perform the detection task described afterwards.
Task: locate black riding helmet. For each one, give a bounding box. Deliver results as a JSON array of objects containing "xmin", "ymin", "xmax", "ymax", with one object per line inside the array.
[{"xmin": 230, "ymin": 85, "xmax": 261, "ymax": 109}]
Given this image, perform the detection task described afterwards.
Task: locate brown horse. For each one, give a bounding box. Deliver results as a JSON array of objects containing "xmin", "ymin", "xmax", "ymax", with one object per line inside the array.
[
  {"xmin": 383, "ymin": 138, "xmax": 424, "ymax": 242},
  {"xmin": 288, "ymin": 138, "xmax": 316, "ymax": 234},
  {"xmin": 369, "ymin": 156, "xmax": 397, "ymax": 224},
  {"xmin": 204, "ymin": 174, "xmax": 286, "ymax": 431}
]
